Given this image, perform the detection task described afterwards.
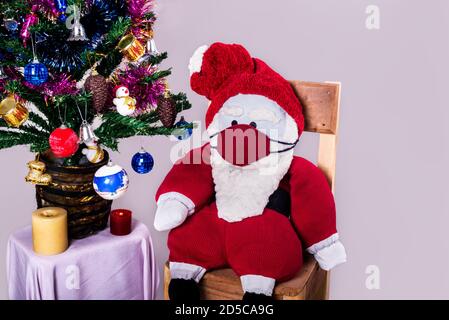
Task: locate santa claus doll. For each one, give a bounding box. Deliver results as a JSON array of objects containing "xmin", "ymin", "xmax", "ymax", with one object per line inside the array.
[{"xmin": 154, "ymin": 43, "xmax": 346, "ymax": 302}]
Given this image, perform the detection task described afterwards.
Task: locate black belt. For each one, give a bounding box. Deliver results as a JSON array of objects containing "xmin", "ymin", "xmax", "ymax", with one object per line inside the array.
[{"xmin": 266, "ymin": 187, "xmax": 291, "ymax": 218}]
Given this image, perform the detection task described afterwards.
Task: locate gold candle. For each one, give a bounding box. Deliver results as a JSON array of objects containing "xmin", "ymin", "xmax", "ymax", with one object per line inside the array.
[
  {"xmin": 0, "ymin": 95, "xmax": 29, "ymax": 127},
  {"xmin": 32, "ymin": 207, "xmax": 68, "ymax": 256},
  {"xmin": 117, "ymin": 34, "xmax": 145, "ymax": 62}
]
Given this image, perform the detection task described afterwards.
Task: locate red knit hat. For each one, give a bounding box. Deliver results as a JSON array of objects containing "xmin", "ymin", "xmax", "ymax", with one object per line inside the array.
[{"xmin": 190, "ymin": 42, "xmax": 304, "ymax": 135}]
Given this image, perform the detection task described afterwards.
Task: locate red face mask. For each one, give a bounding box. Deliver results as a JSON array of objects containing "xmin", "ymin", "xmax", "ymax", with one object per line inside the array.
[
  {"xmin": 211, "ymin": 124, "xmax": 270, "ymax": 166},
  {"xmin": 211, "ymin": 124, "xmax": 299, "ymax": 167}
]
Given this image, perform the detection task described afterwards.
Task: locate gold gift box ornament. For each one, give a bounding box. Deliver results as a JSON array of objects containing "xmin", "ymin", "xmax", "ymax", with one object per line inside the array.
[
  {"xmin": 0, "ymin": 94, "xmax": 29, "ymax": 127},
  {"xmin": 117, "ymin": 34, "xmax": 145, "ymax": 62}
]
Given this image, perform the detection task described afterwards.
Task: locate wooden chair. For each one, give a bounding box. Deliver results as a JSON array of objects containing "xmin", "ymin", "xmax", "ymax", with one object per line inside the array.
[{"xmin": 164, "ymin": 80, "xmax": 341, "ymax": 300}]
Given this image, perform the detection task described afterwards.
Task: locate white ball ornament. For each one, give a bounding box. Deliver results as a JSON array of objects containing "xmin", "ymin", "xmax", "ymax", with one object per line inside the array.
[{"xmin": 93, "ymin": 161, "xmax": 129, "ymax": 200}]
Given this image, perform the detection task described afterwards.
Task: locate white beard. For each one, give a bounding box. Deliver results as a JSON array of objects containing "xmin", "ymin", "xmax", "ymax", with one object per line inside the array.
[{"xmin": 210, "ymin": 148, "xmax": 294, "ymax": 222}]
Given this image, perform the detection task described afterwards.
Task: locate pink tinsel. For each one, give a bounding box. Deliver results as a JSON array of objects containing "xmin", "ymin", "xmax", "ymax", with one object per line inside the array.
[
  {"xmin": 0, "ymin": 79, "xmax": 6, "ymax": 95},
  {"xmin": 127, "ymin": 0, "xmax": 154, "ymax": 21},
  {"xmin": 127, "ymin": 0, "xmax": 156, "ymax": 41},
  {"xmin": 24, "ymin": 73, "xmax": 79, "ymax": 104},
  {"xmin": 20, "ymin": 13, "xmax": 39, "ymax": 47},
  {"xmin": 0, "ymin": 68, "xmax": 23, "ymax": 95},
  {"xmin": 31, "ymin": 0, "xmax": 60, "ymax": 19},
  {"xmin": 117, "ymin": 65, "xmax": 165, "ymax": 115}
]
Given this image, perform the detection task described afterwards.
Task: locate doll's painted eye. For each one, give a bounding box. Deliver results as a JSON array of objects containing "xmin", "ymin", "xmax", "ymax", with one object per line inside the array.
[
  {"xmin": 250, "ymin": 121, "xmax": 257, "ymax": 128},
  {"xmin": 231, "ymin": 120, "xmax": 238, "ymax": 126}
]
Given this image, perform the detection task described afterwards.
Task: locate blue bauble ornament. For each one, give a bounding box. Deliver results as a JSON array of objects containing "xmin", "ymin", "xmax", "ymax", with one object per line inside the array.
[
  {"xmin": 54, "ymin": 0, "xmax": 67, "ymax": 22},
  {"xmin": 173, "ymin": 117, "xmax": 193, "ymax": 140},
  {"xmin": 54, "ymin": 0, "xmax": 67, "ymax": 10},
  {"xmin": 131, "ymin": 149, "xmax": 154, "ymax": 174},
  {"xmin": 58, "ymin": 14, "xmax": 67, "ymax": 23},
  {"xmin": 93, "ymin": 161, "xmax": 129, "ymax": 200},
  {"xmin": 24, "ymin": 59, "xmax": 48, "ymax": 86},
  {"xmin": 3, "ymin": 18, "xmax": 19, "ymax": 32},
  {"xmin": 54, "ymin": 0, "xmax": 67, "ymax": 13}
]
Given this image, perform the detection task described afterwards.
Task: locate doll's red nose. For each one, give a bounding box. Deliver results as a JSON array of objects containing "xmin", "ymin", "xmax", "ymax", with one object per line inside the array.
[{"xmin": 216, "ymin": 124, "xmax": 270, "ymax": 166}]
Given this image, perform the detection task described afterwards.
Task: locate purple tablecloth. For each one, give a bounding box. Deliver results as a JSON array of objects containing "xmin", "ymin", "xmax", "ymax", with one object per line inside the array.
[{"xmin": 7, "ymin": 220, "xmax": 159, "ymax": 300}]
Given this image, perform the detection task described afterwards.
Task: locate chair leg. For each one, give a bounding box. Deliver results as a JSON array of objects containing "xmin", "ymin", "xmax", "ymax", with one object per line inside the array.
[
  {"xmin": 164, "ymin": 263, "xmax": 171, "ymax": 300},
  {"xmin": 309, "ymin": 269, "xmax": 329, "ymax": 300},
  {"xmin": 279, "ymin": 292, "xmax": 306, "ymax": 300}
]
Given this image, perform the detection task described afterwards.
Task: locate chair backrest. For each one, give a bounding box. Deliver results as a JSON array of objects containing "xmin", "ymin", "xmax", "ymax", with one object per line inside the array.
[
  {"xmin": 289, "ymin": 81, "xmax": 341, "ymax": 300},
  {"xmin": 289, "ymin": 81, "xmax": 341, "ymax": 192}
]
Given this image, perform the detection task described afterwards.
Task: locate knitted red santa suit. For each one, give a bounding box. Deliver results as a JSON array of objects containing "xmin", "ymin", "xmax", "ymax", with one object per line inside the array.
[{"xmin": 154, "ymin": 43, "xmax": 346, "ymax": 298}]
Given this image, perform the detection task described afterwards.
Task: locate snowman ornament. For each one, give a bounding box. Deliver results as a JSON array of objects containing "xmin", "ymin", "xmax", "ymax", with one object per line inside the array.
[
  {"xmin": 113, "ymin": 85, "xmax": 136, "ymax": 116},
  {"xmin": 82, "ymin": 139, "xmax": 105, "ymax": 164}
]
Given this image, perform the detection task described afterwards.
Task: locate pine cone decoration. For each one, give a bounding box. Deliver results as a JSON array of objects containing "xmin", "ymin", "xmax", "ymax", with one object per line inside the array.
[
  {"xmin": 84, "ymin": 73, "xmax": 108, "ymax": 113},
  {"xmin": 157, "ymin": 96, "xmax": 177, "ymax": 128}
]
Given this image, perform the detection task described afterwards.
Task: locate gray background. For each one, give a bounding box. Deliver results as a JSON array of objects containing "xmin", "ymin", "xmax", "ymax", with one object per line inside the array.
[{"xmin": 1, "ymin": 0, "xmax": 448, "ymax": 299}]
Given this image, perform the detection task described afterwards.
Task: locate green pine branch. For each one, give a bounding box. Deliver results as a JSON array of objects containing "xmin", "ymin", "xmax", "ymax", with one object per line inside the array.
[
  {"xmin": 97, "ymin": 50, "xmax": 123, "ymax": 78},
  {"xmin": 147, "ymin": 52, "xmax": 168, "ymax": 65},
  {"xmin": 142, "ymin": 12, "xmax": 156, "ymax": 22},
  {"xmin": 94, "ymin": 17, "xmax": 132, "ymax": 78},
  {"xmin": 53, "ymin": 92, "xmax": 94, "ymax": 129},
  {"xmin": 20, "ymin": 122, "xmax": 50, "ymax": 138},
  {"xmin": 0, "ymin": 119, "xmax": 9, "ymax": 128},
  {"xmin": 141, "ymin": 69, "xmax": 172, "ymax": 84},
  {"xmin": 67, "ymin": 0, "xmax": 84, "ymax": 7},
  {"xmin": 95, "ymin": 109, "xmax": 194, "ymax": 151},
  {"xmin": 4, "ymin": 80, "xmax": 45, "ymax": 109},
  {"xmin": 101, "ymin": 17, "xmax": 132, "ymax": 51},
  {"xmin": 29, "ymin": 19, "xmax": 60, "ymax": 35},
  {"xmin": 28, "ymin": 112, "xmax": 51, "ymax": 133},
  {"xmin": 0, "ymin": 113, "xmax": 49, "ymax": 146},
  {"xmin": 0, "ymin": 130, "xmax": 49, "ymax": 152},
  {"xmin": 99, "ymin": 124, "xmax": 194, "ymax": 151},
  {"xmin": 0, "ymin": 38, "xmax": 32, "ymax": 67},
  {"xmin": 135, "ymin": 109, "xmax": 159, "ymax": 123},
  {"xmin": 0, "ymin": 1, "xmax": 29, "ymax": 18}
]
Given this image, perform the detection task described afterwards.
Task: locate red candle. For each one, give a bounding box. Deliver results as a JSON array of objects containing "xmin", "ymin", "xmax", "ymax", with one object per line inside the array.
[{"xmin": 110, "ymin": 209, "xmax": 132, "ymax": 236}]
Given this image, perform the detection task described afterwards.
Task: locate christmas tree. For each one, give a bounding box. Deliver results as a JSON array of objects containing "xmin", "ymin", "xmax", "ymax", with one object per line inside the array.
[{"xmin": 0, "ymin": 0, "xmax": 192, "ymax": 161}]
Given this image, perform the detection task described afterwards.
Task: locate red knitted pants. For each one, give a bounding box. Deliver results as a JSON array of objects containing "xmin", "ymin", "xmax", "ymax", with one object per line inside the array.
[{"xmin": 168, "ymin": 202, "xmax": 302, "ymax": 281}]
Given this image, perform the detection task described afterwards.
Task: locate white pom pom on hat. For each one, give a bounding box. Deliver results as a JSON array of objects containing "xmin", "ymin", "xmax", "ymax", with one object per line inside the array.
[{"xmin": 188, "ymin": 45, "xmax": 209, "ymax": 76}]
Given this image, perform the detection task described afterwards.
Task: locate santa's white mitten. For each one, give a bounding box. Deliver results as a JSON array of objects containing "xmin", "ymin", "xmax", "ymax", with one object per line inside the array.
[
  {"xmin": 154, "ymin": 200, "xmax": 189, "ymax": 231},
  {"xmin": 154, "ymin": 193, "xmax": 195, "ymax": 231},
  {"xmin": 307, "ymin": 235, "xmax": 347, "ymax": 271}
]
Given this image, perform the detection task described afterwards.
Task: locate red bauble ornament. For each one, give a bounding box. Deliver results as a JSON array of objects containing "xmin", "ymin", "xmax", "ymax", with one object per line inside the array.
[{"xmin": 49, "ymin": 125, "xmax": 79, "ymax": 158}]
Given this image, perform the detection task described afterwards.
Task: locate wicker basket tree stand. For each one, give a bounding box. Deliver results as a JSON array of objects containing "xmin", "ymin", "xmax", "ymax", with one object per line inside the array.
[{"xmin": 35, "ymin": 150, "xmax": 112, "ymax": 239}]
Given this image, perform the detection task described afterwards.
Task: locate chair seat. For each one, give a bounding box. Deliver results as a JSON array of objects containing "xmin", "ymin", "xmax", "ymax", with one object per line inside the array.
[{"xmin": 164, "ymin": 254, "xmax": 328, "ymax": 300}]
